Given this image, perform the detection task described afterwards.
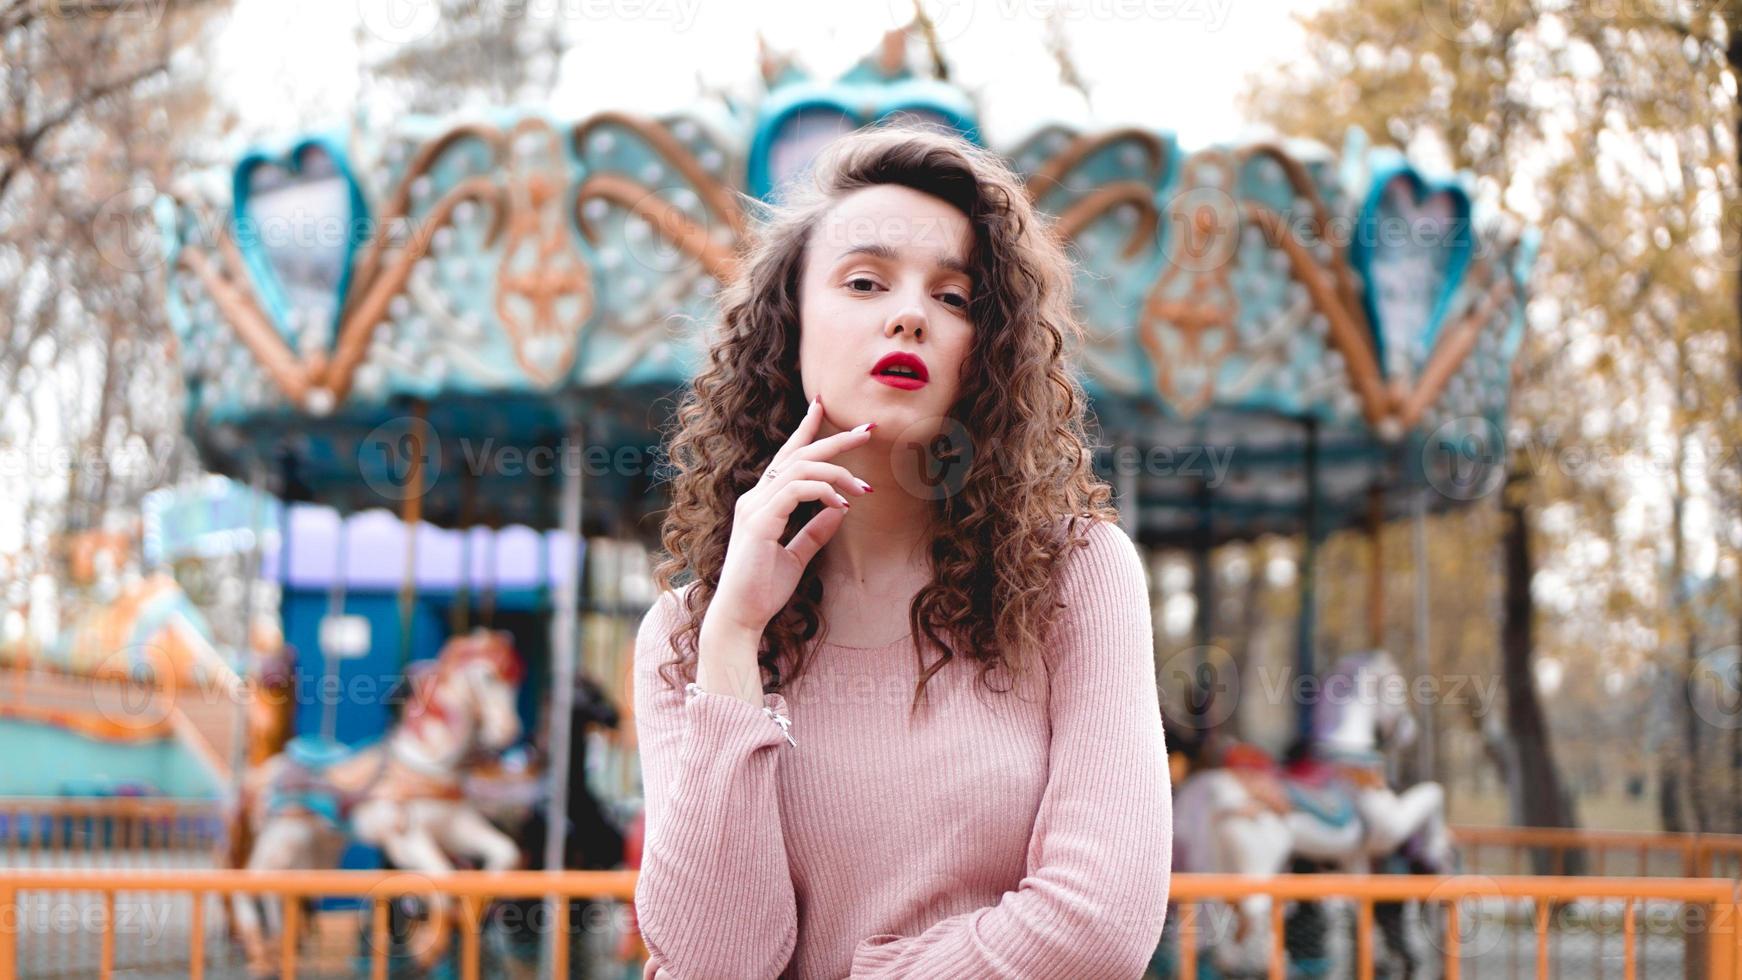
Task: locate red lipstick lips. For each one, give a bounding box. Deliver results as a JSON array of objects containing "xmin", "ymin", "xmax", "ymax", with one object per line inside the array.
[{"xmin": 871, "ymin": 351, "xmax": 929, "ymax": 390}]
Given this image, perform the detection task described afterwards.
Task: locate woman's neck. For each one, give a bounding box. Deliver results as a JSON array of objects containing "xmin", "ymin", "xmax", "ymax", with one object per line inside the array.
[{"xmin": 814, "ymin": 512, "xmax": 934, "ymax": 595}]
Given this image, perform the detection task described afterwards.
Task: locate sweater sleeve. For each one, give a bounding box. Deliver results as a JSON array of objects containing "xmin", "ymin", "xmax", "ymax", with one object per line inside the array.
[
  {"xmin": 846, "ymin": 519, "xmax": 1173, "ymax": 979},
  {"xmin": 632, "ymin": 586, "xmax": 800, "ymax": 980}
]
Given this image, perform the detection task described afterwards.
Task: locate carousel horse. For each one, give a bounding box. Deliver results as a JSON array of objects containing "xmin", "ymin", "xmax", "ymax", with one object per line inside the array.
[
  {"xmin": 1170, "ymin": 650, "xmax": 1453, "ymax": 975},
  {"xmin": 227, "ymin": 629, "xmax": 527, "ymax": 975}
]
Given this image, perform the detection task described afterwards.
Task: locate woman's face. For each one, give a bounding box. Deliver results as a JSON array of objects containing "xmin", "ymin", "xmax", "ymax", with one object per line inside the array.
[{"xmin": 797, "ymin": 183, "xmax": 975, "ymax": 442}]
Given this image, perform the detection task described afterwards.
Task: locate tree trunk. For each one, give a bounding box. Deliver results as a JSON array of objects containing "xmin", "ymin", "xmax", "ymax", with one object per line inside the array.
[{"xmin": 1500, "ymin": 478, "xmax": 1582, "ymax": 871}]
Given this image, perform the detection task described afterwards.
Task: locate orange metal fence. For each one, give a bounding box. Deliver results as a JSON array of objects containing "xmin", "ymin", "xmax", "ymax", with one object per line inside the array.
[
  {"xmin": 0, "ymin": 870, "xmax": 1735, "ymax": 980},
  {"xmin": 5, "ymin": 806, "xmax": 1742, "ymax": 977},
  {"xmin": 1451, "ymin": 825, "xmax": 1742, "ymax": 880},
  {"xmin": 0, "ymin": 869, "xmax": 637, "ymax": 980},
  {"xmin": 1164, "ymin": 874, "xmax": 1741, "ymax": 980}
]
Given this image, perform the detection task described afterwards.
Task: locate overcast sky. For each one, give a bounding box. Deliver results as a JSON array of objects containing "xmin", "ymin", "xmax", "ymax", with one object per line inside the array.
[{"xmin": 210, "ymin": 0, "xmax": 1327, "ymax": 152}]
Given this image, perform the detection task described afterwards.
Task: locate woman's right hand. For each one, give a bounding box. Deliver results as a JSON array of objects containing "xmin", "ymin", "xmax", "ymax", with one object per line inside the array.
[{"xmin": 708, "ymin": 396, "xmax": 876, "ymax": 640}]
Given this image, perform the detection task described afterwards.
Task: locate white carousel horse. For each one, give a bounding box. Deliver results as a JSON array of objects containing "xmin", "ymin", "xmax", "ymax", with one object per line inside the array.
[
  {"xmin": 1170, "ymin": 650, "xmax": 1453, "ymax": 974},
  {"xmin": 228, "ymin": 629, "xmax": 526, "ymax": 974}
]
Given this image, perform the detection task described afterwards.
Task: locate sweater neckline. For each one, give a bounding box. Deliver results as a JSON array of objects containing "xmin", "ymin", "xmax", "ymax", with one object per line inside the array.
[{"xmin": 816, "ymin": 632, "xmax": 912, "ymax": 651}]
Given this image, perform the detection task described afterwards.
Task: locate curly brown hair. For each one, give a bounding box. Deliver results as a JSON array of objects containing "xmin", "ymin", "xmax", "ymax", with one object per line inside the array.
[{"xmin": 651, "ymin": 120, "xmax": 1119, "ymax": 714}]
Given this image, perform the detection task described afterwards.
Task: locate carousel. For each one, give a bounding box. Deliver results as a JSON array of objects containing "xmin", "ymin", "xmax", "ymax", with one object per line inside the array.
[{"xmin": 0, "ymin": 27, "xmax": 1561, "ymax": 979}]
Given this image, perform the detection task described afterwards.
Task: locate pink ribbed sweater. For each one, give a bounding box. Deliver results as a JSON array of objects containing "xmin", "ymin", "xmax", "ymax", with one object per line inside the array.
[{"xmin": 631, "ymin": 518, "xmax": 1172, "ymax": 979}]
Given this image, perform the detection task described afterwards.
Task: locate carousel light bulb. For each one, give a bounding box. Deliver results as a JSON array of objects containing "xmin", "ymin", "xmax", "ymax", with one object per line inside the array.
[
  {"xmin": 356, "ymin": 364, "xmax": 384, "ymax": 397},
  {"xmin": 438, "ymin": 255, "xmax": 464, "ymax": 283},
  {"xmin": 305, "ymin": 388, "xmax": 335, "ymax": 416}
]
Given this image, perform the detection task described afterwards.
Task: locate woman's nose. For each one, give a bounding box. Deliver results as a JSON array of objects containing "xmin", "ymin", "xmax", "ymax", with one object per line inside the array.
[{"xmin": 884, "ymin": 303, "xmax": 927, "ymax": 341}]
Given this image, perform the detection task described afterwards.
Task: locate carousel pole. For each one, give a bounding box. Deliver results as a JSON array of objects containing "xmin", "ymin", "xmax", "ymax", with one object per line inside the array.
[
  {"xmin": 479, "ymin": 528, "xmax": 499, "ymax": 627},
  {"xmin": 451, "ymin": 469, "xmax": 478, "ymax": 635},
  {"xmin": 1294, "ymin": 417, "xmax": 1321, "ymax": 744},
  {"xmin": 277, "ymin": 451, "xmax": 294, "ymax": 589},
  {"xmin": 397, "ymin": 400, "xmax": 427, "ymax": 671},
  {"xmin": 1413, "ymin": 484, "xmax": 1434, "ymax": 781},
  {"xmin": 1192, "ymin": 474, "xmax": 1214, "ymax": 734},
  {"xmin": 544, "ymin": 418, "xmax": 586, "ymax": 969},
  {"xmin": 320, "ymin": 518, "xmax": 348, "ymax": 742},
  {"xmin": 1115, "ymin": 432, "xmax": 1139, "ymax": 535},
  {"xmin": 234, "ymin": 458, "xmax": 269, "ymax": 798},
  {"xmin": 1366, "ymin": 484, "xmax": 1384, "ymax": 649}
]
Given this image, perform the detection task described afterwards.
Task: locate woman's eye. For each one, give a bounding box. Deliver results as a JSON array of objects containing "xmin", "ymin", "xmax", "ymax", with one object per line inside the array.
[
  {"xmin": 939, "ymin": 292, "xmax": 969, "ymax": 310},
  {"xmin": 846, "ymin": 277, "xmax": 880, "ymax": 293}
]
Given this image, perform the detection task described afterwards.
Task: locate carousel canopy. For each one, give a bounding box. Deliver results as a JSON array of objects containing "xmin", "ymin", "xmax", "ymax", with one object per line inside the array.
[{"xmin": 158, "ymin": 50, "xmax": 1532, "ymax": 545}]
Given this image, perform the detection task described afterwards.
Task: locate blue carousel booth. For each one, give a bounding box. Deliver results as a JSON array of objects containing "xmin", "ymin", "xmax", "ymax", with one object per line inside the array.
[{"xmin": 156, "ymin": 38, "xmax": 1532, "ymax": 905}]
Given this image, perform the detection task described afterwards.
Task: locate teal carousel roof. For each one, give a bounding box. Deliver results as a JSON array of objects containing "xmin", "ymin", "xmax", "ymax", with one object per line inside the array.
[{"xmin": 157, "ymin": 51, "xmax": 1533, "ymax": 544}]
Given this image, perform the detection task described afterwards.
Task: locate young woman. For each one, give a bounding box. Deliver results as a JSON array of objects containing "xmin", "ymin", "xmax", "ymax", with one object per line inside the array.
[{"xmin": 631, "ymin": 122, "xmax": 1172, "ymax": 979}]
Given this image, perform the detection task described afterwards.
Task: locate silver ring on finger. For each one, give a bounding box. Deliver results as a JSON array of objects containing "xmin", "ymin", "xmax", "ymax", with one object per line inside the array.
[{"xmin": 763, "ymin": 466, "xmax": 779, "ymax": 481}]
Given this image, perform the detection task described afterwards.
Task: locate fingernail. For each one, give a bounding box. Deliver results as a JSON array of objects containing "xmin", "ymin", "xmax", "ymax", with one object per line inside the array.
[
  {"xmin": 858, "ymin": 480, "xmax": 873, "ymax": 493},
  {"xmin": 851, "ymin": 422, "xmax": 874, "ymax": 434},
  {"xmin": 835, "ymin": 494, "xmax": 850, "ymax": 508}
]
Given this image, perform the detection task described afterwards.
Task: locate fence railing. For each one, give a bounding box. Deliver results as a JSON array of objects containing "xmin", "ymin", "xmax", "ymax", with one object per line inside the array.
[
  {"xmin": 0, "ymin": 868, "xmax": 637, "ymax": 980},
  {"xmin": 1164, "ymin": 874, "xmax": 1740, "ymax": 980},
  {"xmin": 0, "ymin": 869, "xmax": 1735, "ymax": 980},
  {"xmin": 0, "ymin": 798, "xmax": 223, "ymax": 869},
  {"xmin": 1452, "ymin": 825, "xmax": 1742, "ymax": 880}
]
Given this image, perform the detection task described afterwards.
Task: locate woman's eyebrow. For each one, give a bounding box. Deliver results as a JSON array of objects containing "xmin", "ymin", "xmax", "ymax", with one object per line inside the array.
[{"xmin": 837, "ymin": 242, "xmax": 971, "ymax": 279}]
